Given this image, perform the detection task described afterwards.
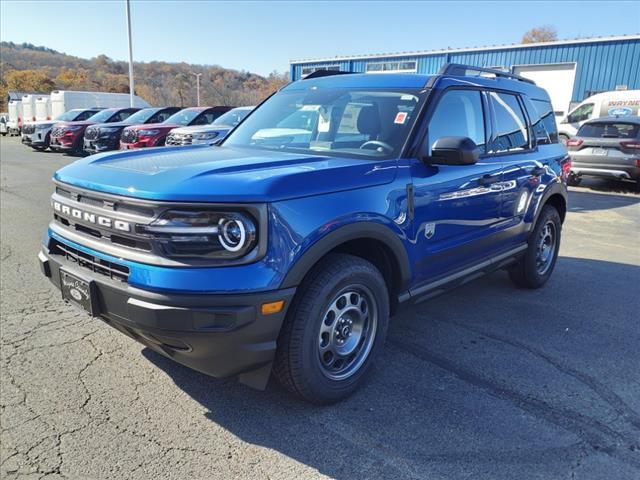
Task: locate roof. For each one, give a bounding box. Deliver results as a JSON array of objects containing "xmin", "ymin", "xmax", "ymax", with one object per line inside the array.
[
  {"xmin": 6, "ymin": 91, "xmax": 39, "ymax": 102},
  {"xmin": 584, "ymin": 116, "xmax": 640, "ymax": 124},
  {"xmin": 284, "ymin": 73, "xmax": 433, "ymax": 90},
  {"xmin": 290, "ymin": 34, "xmax": 640, "ymax": 64}
]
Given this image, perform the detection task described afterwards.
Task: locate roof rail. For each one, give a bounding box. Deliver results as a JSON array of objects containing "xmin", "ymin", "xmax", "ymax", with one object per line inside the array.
[
  {"xmin": 438, "ymin": 63, "xmax": 535, "ymax": 85},
  {"xmin": 302, "ymin": 70, "xmax": 353, "ymax": 80}
]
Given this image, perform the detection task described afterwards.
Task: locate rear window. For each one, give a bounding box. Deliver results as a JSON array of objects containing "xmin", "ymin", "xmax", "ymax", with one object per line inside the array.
[{"xmin": 577, "ymin": 122, "xmax": 640, "ymax": 139}]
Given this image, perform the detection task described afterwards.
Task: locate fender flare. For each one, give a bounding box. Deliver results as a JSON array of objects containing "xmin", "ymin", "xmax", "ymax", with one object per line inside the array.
[
  {"xmin": 280, "ymin": 222, "xmax": 412, "ymax": 290},
  {"xmin": 532, "ymin": 182, "xmax": 568, "ymax": 227}
]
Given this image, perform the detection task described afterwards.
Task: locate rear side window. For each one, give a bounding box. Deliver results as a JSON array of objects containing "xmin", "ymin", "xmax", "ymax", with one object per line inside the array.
[
  {"xmin": 113, "ymin": 110, "xmax": 135, "ymax": 122},
  {"xmin": 76, "ymin": 110, "xmax": 96, "ymax": 121},
  {"xmin": 529, "ymin": 99, "xmax": 558, "ymax": 145},
  {"xmin": 578, "ymin": 122, "xmax": 640, "ymax": 139},
  {"xmin": 489, "ymin": 92, "xmax": 529, "ymax": 153},
  {"xmin": 152, "ymin": 110, "xmax": 174, "ymax": 123},
  {"xmin": 428, "ymin": 89, "xmax": 486, "ymax": 154}
]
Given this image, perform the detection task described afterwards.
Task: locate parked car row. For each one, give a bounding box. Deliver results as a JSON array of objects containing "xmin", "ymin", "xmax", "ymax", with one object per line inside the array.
[{"xmin": 19, "ymin": 104, "xmax": 254, "ymax": 156}]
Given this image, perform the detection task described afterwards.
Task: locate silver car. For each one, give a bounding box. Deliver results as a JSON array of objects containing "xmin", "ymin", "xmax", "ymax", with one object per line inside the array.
[{"xmin": 567, "ymin": 116, "xmax": 640, "ymax": 190}]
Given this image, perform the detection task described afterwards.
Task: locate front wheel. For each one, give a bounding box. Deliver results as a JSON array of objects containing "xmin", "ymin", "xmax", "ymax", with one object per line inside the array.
[
  {"xmin": 274, "ymin": 254, "xmax": 389, "ymax": 404},
  {"xmin": 509, "ymin": 205, "xmax": 562, "ymax": 289}
]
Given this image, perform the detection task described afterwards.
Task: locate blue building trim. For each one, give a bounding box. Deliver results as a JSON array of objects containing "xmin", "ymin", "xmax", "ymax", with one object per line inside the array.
[{"xmin": 290, "ymin": 35, "xmax": 640, "ymax": 103}]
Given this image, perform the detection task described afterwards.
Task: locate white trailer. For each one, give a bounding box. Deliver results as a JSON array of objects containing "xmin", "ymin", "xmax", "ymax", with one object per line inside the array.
[
  {"xmin": 7, "ymin": 100, "xmax": 23, "ymax": 135},
  {"xmin": 50, "ymin": 90, "xmax": 150, "ymax": 118},
  {"xmin": 21, "ymin": 95, "xmax": 38, "ymax": 123},
  {"xmin": 34, "ymin": 95, "xmax": 52, "ymax": 121}
]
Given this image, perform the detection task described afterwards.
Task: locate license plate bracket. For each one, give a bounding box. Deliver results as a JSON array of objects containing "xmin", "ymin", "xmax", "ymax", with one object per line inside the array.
[
  {"xmin": 60, "ymin": 269, "xmax": 98, "ymax": 316},
  {"xmin": 592, "ymin": 147, "xmax": 608, "ymax": 156}
]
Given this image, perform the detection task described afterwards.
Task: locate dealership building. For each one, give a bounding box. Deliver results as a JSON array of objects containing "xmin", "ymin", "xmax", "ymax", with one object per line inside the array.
[{"xmin": 290, "ymin": 34, "xmax": 639, "ymax": 119}]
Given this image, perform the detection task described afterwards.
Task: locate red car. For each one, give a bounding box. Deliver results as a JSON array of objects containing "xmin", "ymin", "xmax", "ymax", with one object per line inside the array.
[
  {"xmin": 120, "ymin": 106, "xmax": 232, "ymax": 149},
  {"xmin": 50, "ymin": 107, "xmax": 140, "ymax": 155}
]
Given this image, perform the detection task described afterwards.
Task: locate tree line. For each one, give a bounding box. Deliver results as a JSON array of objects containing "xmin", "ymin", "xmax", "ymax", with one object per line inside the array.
[{"xmin": 0, "ymin": 42, "xmax": 288, "ymax": 111}]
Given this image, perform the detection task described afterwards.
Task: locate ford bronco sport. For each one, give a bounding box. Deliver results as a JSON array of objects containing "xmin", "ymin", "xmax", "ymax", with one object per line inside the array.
[{"xmin": 39, "ymin": 64, "xmax": 569, "ymax": 404}]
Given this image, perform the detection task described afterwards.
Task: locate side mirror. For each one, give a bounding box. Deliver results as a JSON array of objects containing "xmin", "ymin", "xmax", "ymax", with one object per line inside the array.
[{"xmin": 427, "ymin": 136, "xmax": 479, "ymax": 165}]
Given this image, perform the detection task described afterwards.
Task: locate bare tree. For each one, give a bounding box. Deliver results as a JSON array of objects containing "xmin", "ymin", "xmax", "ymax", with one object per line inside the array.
[{"xmin": 522, "ymin": 26, "xmax": 558, "ymax": 44}]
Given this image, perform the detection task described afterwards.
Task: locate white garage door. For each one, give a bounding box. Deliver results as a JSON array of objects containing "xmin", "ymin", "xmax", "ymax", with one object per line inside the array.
[{"xmin": 513, "ymin": 63, "xmax": 577, "ymax": 119}]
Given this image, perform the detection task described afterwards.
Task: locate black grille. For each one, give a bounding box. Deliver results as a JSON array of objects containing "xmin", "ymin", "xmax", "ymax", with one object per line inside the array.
[
  {"xmin": 22, "ymin": 124, "xmax": 36, "ymax": 134},
  {"xmin": 84, "ymin": 127, "xmax": 99, "ymax": 140},
  {"xmin": 51, "ymin": 127, "xmax": 65, "ymax": 137},
  {"xmin": 121, "ymin": 129, "xmax": 137, "ymax": 143},
  {"xmin": 50, "ymin": 239, "xmax": 130, "ymax": 282}
]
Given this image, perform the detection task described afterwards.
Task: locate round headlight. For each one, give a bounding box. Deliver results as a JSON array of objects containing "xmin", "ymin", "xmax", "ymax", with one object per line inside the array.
[{"xmin": 218, "ymin": 217, "xmax": 247, "ymax": 252}]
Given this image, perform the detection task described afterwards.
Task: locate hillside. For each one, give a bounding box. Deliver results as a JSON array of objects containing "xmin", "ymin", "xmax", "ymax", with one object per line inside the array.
[{"xmin": 0, "ymin": 41, "xmax": 288, "ymax": 110}]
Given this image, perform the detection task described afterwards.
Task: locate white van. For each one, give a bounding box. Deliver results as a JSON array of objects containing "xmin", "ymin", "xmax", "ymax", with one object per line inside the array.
[
  {"xmin": 21, "ymin": 95, "xmax": 38, "ymax": 123},
  {"xmin": 558, "ymin": 90, "xmax": 640, "ymax": 143},
  {"xmin": 50, "ymin": 90, "xmax": 150, "ymax": 118},
  {"xmin": 7, "ymin": 100, "xmax": 23, "ymax": 135},
  {"xmin": 34, "ymin": 95, "xmax": 52, "ymax": 121}
]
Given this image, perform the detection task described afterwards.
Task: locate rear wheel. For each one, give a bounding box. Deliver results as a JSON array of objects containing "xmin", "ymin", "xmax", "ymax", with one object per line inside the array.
[
  {"xmin": 568, "ymin": 172, "xmax": 581, "ymax": 186},
  {"xmin": 273, "ymin": 254, "xmax": 389, "ymax": 404},
  {"xmin": 509, "ymin": 205, "xmax": 561, "ymax": 289}
]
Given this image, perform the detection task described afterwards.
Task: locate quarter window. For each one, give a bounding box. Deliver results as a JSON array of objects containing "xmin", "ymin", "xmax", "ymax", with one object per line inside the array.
[
  {"xmin": 489, "ymin": 92, "xmax": 529, "ymax": 152},
  {"xmin": 428, "ymin": 89, "xmax": 486, "ymax": 154},
  {"xmin": 529, "ymin": 99, "xmax": 558, "ymax": 145}
]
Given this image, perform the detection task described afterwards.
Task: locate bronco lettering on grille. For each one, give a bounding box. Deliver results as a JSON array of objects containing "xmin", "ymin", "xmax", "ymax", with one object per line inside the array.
[{"xmin": 53, "ymin": 201, "xmax": 131, "ymax": 232}]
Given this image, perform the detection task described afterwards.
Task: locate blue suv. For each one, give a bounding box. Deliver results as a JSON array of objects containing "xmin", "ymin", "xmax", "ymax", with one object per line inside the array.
[{"xmin": 39, "ymin": 64, "xmax": 569, "ymax": 404}]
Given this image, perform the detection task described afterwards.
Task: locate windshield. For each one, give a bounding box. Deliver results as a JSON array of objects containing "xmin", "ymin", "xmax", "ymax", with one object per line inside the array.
[
  {"xmin": 163, "ymin": 109, "xmax": 202, "ymax": 126},
  {"xmin": 87, "ymin": 109, "xmax": 116, "ymax": 123},
  {"xmin": 213, "ymin": 108, "xmax": 252, "ymax": 127},
  {"xmin": 55, "ymin": 110, "xmax": 86, "ymax": 122},
  {"xmin": 122, "ymin": 108, "xmax": 157, "ymax": 125},
  {"xmin": 223, "ymin": 88, "xmax": 422, "ymax": 159}
]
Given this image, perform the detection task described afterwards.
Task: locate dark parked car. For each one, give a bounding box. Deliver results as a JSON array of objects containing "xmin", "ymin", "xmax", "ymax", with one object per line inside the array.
[
  {"xmin": 39, "ymin": 65, "xmax": 569, "ymax": 404},
  {"xmin": 119, "ymin": 106, "xmax": 232, "ymax": 149},
  {"xmin": 50, "ymin": 107, "xmax": 140, "ymax": 155},
  {"xmin": 567, "ymin": 116, "xmax": 640, "ymax": 189},
  {"xmin": 83, "ymin": 107, "xmax": 181, "ymax": 155}
]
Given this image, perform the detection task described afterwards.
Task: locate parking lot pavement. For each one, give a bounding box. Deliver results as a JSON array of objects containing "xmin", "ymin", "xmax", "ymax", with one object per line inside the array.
[{"xmin": 1, "ymin": 135, "xmax": 639, "ymax": 479}]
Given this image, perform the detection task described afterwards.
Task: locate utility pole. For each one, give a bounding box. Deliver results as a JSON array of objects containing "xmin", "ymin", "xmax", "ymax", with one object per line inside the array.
[
  {"xmin": 191, "ymin": 72, "xmax": 202, "ymax": 106},
  {"xmin": 125, "ymin": 0, "xmax": 135, "ymax": 107}
]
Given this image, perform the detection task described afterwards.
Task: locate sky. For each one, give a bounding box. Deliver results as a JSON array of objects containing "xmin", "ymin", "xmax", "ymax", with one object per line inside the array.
[{"xmin": 1, "ymin": 0, "xmax": 639, "ymax": 76}]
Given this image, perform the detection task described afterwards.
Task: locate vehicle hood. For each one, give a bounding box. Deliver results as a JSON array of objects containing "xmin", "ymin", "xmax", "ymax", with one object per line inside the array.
[
  {"xmin": 57, "ymin": 120, "xmax": 95, "ymax": 128},
  {"xmin": 126, "ymin": 122, "xmax": 178, "ymax": 132},
  {"xmin": 53, "ymin": 145, "xmax": 398, "ymax": 202},
  {"xmin": 89, "ymin": 121, "xmax": 131, "ymax": 129},
  {"xmin": 170, "ymin": 124, "xmax": 233, "ymax": 134},
  {"xmin": 26, "ymin": 120, "xmax": 57, "ymax": 127}
]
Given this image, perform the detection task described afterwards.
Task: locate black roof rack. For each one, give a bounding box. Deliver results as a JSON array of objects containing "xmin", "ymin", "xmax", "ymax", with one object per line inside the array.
[
  {"xmin": 302, "ymin": 70, "xmax": 353, "ymax": 80},
  {"xmin": 438, "ymin": 63, "xmax": 535, "ymax": 85}
]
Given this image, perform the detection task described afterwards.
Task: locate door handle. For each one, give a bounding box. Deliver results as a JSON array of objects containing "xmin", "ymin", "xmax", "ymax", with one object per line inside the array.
[
  {"xmin": 531, "ymin": 166, "xmax": 546, "ymax": 177},
  {"xmin": 478, "ymin": 173, "xmax": 500, "ymax": 186}
]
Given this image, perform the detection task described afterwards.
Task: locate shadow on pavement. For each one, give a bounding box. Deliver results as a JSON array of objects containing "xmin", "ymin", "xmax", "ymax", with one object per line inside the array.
[
  {"xmin": 143, "ymin": 257, "xmax": 640, "ymax": 479},
  {"xmin": 568, "ymin": 189, "xmax": 640, "ymax": 213}
]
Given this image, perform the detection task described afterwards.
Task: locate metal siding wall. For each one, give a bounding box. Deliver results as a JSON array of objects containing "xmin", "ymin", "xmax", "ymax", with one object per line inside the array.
[{"xmin": 291, "ymin": 39, "xmax": 640, "ymax": 98}]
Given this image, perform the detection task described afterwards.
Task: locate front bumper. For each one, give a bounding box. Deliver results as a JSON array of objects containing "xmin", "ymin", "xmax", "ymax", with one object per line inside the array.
[
  {"xmin": 22, "ymin": 131, "xmax": 50, "ymax": 147},
  {"xmin": 38, "ymin": 242, "xmax": 296, "ymax": 389},
  {"xmin": 50, "ymin": 136, "xmax": 78, "ymax": 152},
  {"xmin": 84, "ymin": 137, "xmax": 118, "ymax": 154}
]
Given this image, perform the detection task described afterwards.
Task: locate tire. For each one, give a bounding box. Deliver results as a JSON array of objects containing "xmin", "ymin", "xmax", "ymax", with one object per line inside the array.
[
  {"xmin": 509, "ymin": 205, "xmax": 562, "ymax": 289},
  {"xmin": 568, "ymin": 172, "xmax": 581, "ymax": 186},
  {"xmin": 273, "ymin": 253, "xmax": 389, "ymax": 404}
]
